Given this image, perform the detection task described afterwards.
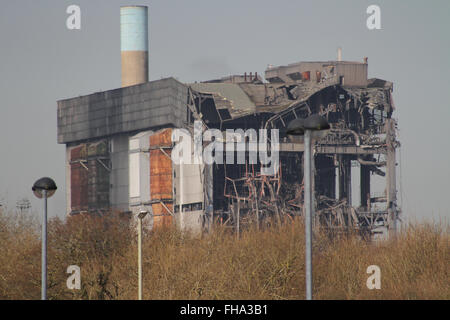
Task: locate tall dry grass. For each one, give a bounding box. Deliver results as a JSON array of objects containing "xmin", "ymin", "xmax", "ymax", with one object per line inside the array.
[{"xmin": 0, "ymin": 208, "xmax": 448, "ymax": 300}]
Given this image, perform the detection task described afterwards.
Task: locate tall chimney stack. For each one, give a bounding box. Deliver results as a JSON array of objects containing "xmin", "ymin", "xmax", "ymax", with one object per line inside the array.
[
  {"xmin": 120, "ymin": 6, "xmax": 149, "ymax": 87},
  {"xmin": 337, "ymin": 47, "xmax": 342, "ymax": 62}
]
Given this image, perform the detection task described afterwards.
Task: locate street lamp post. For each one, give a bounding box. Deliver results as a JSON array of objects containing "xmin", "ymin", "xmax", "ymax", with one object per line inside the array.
[
  {"xmin": 137, "ymin": 209, "xmax": 148, "ymax": 300},
  {"xmin": 32, "ymin": 177, "xmax": 57, "ymax": 300},
  {"xmin": 287, "ymin": 114, "xmax": 329, "ymax": 300}
]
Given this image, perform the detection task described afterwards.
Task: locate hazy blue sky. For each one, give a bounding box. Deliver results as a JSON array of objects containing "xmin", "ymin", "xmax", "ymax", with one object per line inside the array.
[{"xmin": 0, "ymin": 0, "xmax": 449, "ymax": 223}]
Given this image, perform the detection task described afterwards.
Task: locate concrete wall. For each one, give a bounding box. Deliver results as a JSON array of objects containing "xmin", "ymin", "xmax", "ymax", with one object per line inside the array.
[
  {"xmin": 265, "ymin": 61, "xmax": 368, "ymax": 86},
  {"xmin": 335, "ymin": 63, "xmax": 368, "ymax": 87},
  {"xmin": 173, "ymin": 163, "xmax": 204, "ymax": 206},
  {"xmin": 57, "ymin": 77, "xmax": 188, "ymax": 144},
  {"xmin": 174, "ymin": 210, "xmax": 203, "ymax": 235},
  {"xmin": 172, "ymin": 136, "xmax": 205, "ymax": 234},
  {"xmin": 65, "ymin": 147, "xmax": 72, "ymax": 215},
  {"xmin": 129, "ymin": 130, "xmax": 153, "ymax": 214},
  {"xmin": 110, "ymin": 134, "xmax": 130, "ymax": 211}
]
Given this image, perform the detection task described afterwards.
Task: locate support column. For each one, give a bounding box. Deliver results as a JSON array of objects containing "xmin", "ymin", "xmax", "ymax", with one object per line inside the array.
[
  {"xmin": 360, "ymin": 158, "xmax": 371, "ymax": 209},
  {"xmin": 317, "ymin": 155, "xmax": 335, "ymax": 199},
  {"xmin": 338, "ymin": 155, "xmax": 345, "ymax": 200},
  {"xmin": 328, "ymin": 157, "xmax": 336, "ymax": 200},
  {"xmin": 338, "ymin": 155, "xmax": 351, "ymax": 204},
  {"xmin": 345, "ymin": 157, "xmax": 352, "ymax": 206},
  {"xmin": 204, "ymin": 163, "xmax": 214, "ymax": 233},
  {"xmin": 311, "ymin": 148, "xmax": 316, "ymax": 227},
  {"xmin": 386, "ymin": 119, "xmax": 397, "ymax": 236}
]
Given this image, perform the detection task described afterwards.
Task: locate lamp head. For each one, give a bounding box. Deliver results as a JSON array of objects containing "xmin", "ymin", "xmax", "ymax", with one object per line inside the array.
[
  {"xmin": 286, "ymin": 118, "xmax": 305, "ymax": 136},
  {"xmin": 32, "ymin": 177, "xmax": 57, "ymax": 199},
  {"xmin": 138, "ymin": 209, "xmax": 148, "ymax": 219},
  {"xmin": 304, "ymin": 114, "xmax": 330, "ymax": 131}
]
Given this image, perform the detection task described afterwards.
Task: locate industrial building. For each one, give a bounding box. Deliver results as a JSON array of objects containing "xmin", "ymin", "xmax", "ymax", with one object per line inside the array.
[{"xmin": 57, "ymin": 6, "xmax": 400, "ymax": 236}]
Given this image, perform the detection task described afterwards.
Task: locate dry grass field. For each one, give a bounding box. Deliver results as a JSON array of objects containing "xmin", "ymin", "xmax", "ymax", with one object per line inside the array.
[{"xmin": 0, "ymin": 209, "xmax": 448, "ymax": 300}]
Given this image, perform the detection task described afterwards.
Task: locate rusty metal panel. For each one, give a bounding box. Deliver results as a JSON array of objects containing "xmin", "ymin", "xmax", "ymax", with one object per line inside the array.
[
  {"xmin": 87, "ymin": 141, "xmax": 110, "ymax": 211},
  {"xmin": 150, "ymin": 151, "xmax": 173, "ymax": 199},
  {"xmin": 302, "ymin": 71, "xmax": 310, "ymax": 81},
  {"xmin": 149, "ymin": 127, "xmax": 172, "ymax": 147},
  {"xmin": 70, "ymin": 144, "xmax": 87, "ymax": 160},
  {"xmin": 70, "ymin": 144, "xmax": 88, "ymax": 212},
  {"xmin": 88, "ymin": 140, "xmax": 108, "ymax": 157},
  {"xmin": 70, "ymin": 162, "xmax": 88, "ymax": 212},
  {"xmin": 316, "ymin": 71, "xmax": 322, "ymax": 83},
  {"xmin": 149, "ymin": 128, "xmax": 173, "ymax": 227},
  {"xmin": 153, "ymin": 203, "xmax": 173, "ymax": 228},
  {"xmin": 70, "ymin": 141, "xmax": 110, "ymax": 213},
  {"xmin": 87, "ymin": 159, "xmax": 110, "ymax": 210}
]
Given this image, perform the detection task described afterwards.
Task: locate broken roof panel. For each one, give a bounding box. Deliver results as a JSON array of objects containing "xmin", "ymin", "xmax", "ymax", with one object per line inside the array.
[
  {"xmin": 189, "ymin": 83, "xmax": 257, "ymax": 118},
  {"xmin": 345, "ymin": 86, "xmax": 393, "ymax": 111}
]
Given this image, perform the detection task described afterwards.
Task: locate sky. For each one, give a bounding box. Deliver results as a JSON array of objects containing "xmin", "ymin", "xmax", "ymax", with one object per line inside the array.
[{"xmin": 0, "ymin": 0, "xmax": 449, "ymax": 223}]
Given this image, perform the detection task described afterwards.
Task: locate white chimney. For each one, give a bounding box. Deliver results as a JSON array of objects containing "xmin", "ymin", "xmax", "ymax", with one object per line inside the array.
[{"xmin": 337, "ymin": 47, "xmax": 342, "ymax": 62}]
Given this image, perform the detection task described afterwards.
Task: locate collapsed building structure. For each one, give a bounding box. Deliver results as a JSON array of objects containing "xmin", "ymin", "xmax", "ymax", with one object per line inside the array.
[{"xmin": 57, "ymin": 6, "xmax": 400, "ymax": 236}]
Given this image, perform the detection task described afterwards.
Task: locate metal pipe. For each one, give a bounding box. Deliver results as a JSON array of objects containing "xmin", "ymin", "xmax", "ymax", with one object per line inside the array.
[
  {"xmin": 237, "ymin": 200, "xmax": 240, "ymax": 239},
  {"xmin": 42, "ymin": 190, "xmax": 47, "ymax": 300},
  {"xmin": 180, "ymin": 162, "xmax": 184, "ymax": 230},
  {"xmin": 357, "ymin": 157, "xmax": 386, "ymax": 167},
  {"xmin": 255, "ymin": 185, "xmax": 259, "ymax": 231},
  {"xmin": 138, "ymin": 216, "xmax": 143, "ymax": 300},
  {"xmin": 304, "ymin": 130, "xmax": 313, "ymax": 300}
]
